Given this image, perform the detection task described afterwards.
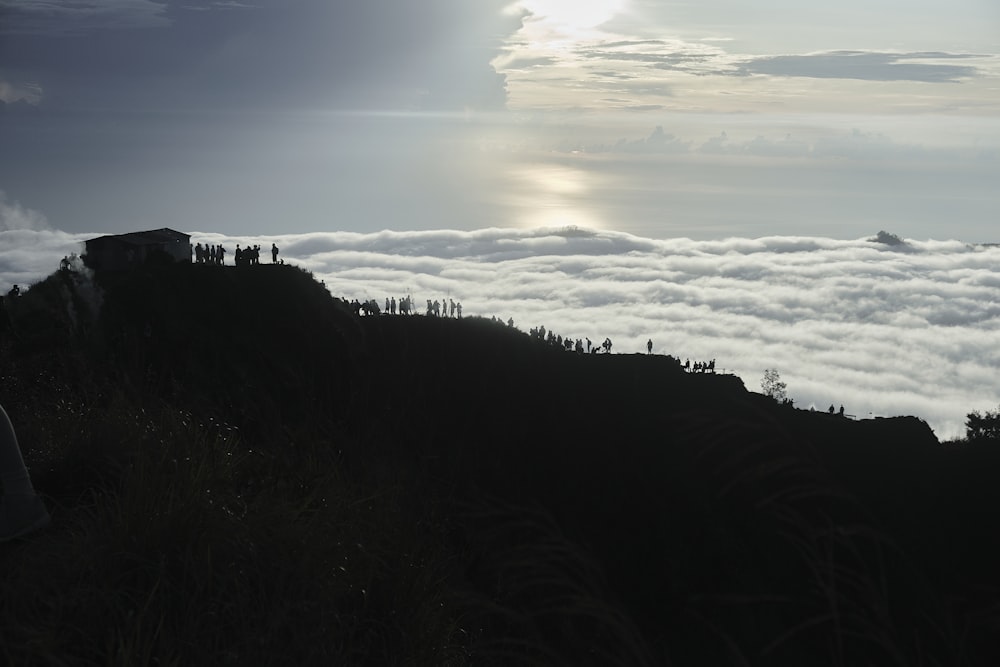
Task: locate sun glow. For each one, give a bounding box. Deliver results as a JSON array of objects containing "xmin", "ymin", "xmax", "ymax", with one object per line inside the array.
[
  {"xmin": 510, "ymin": 163, "xmax": 605, "ymax": 230},
  {"xmin": 519, "ymin": 0, "xmax": 627, "ymax": 32}
]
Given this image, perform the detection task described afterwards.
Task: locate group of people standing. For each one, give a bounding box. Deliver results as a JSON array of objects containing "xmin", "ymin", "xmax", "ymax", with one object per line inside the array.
[
  {"xmin": 684, "ymin": 359, "xmax": 716, "ymax": 373},
  {"xmin": 193, "ymin": 243, "xmax": 226, "ymax": 265},
  {"xmin": 193, "ymin": 242, "xmax": 280, "ymax": 267},
  {"xmin": 528, "ymin": 327, "xmax": 616, "ymax": 355},
  {"xmin": 345, "ymin": 295, "xmax": 466, "ymax": 319},
  {"xmin": 383, "ymin": 296, "xmax": 416, "ymax": 316},
  {"xmin": 424, "ymin": 298, "xmax": 461, "ymax": 318}
]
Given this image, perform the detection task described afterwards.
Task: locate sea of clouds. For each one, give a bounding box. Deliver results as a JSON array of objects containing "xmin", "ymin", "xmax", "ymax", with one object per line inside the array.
[{"xmin": 3, "ymin": 226, "xmax": 998, "ymax": 441}]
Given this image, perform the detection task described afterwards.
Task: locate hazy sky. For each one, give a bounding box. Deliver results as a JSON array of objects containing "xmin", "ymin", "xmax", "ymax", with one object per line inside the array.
[{"xmin": 1, "ymin": 0, "xmax": 998, "ymax": 239}]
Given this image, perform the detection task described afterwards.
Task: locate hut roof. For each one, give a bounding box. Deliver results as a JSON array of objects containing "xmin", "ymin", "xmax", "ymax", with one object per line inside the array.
[{"xmin": 89, "ymin": 228, "xmax": 189, "ymax": 246}]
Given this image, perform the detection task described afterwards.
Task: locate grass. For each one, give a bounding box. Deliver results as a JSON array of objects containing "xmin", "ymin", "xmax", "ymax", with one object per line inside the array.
[{"xmin": 0, "ymin": 391, "xmax": 471, "ymax": 666}]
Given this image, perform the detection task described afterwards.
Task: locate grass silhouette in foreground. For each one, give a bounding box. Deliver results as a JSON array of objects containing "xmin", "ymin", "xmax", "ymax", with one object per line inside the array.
[{"xmin": 1, "ymin": 261, "xmax": 998, "ymax": 666}]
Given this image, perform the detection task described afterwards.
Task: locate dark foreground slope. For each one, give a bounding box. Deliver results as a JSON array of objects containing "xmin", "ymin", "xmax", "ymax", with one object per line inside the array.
[{"xmin": 1, "ymin": 263, "xmax": 998, "ymax": 666}]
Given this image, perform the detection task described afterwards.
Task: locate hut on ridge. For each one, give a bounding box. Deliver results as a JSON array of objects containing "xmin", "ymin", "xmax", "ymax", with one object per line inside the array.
[{"xmin": 83, "ymin": 228, "xmax": 192, "ymax": 272}]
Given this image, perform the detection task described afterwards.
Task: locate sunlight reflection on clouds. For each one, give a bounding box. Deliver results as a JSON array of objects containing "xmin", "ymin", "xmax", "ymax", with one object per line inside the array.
[{"xmin": 509, "ymin": 163, "xmax": 607, "ymax": 230}]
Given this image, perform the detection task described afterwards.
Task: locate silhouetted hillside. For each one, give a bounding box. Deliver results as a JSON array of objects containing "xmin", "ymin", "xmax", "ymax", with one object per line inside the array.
[{"xmin": 1, "ymin": 262, "xmax": 998, "ymax": 666}]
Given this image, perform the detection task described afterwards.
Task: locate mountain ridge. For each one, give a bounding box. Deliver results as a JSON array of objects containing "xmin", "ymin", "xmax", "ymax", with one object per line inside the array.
[{"xmin": 0, "ymin": 261, "xmax": 995, "ymax": 666}]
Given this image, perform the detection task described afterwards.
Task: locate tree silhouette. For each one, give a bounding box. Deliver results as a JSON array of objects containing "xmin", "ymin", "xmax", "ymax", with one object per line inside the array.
[
  {"xmin": 760, "ymin": 368, "xmax": 787, "ymax": 403},
  {"xmin": 965, "ymin": 405, "xmax": 1000, "ymax": 443}
]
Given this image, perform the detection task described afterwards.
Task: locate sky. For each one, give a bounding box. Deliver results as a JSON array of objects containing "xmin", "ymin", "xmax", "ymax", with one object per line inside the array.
[
  {"xmin": 0, "ymin": 0, "xmax": 997, "ymax": 239},
  {"xmin": 1, "ymin": 1, "xmax": 999, "ymax": 438}
]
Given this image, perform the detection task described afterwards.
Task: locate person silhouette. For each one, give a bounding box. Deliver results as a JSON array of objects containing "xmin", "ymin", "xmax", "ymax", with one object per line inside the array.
[
  {"xmin": 271, "ymin": 243, "xmax": 279, "ymax": 264},
  {"xmin": 647, "ymin": 339, "xmax": 652, "ymax": 354},
  {"xmin": 0, "ymin": 403, "xmax": 50, "ymax": 541}
]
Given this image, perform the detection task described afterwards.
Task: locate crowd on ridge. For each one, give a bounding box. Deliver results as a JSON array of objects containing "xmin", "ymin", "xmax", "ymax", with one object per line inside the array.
[
  {"xmin": 684, "ymin": 358, "xmax": 716, "ymax": 373},
  {"xmin": 192, "ymin": 242, "xmax": 281, "ymax": 267},
  {"xmin": 342, "ymin": 295, "xmax": 465, "ymax": 319},
  {"xmin": 30, "ymin": 249, "xmax": 863, "ymax": 418},
  {"xmin": 330, "ymin": 295, "xmax": 855, "ymax": 412}
]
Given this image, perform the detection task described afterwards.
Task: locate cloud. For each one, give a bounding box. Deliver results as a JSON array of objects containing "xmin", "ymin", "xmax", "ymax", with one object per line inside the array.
[
  {"xmin": 502, "ymin": 56, "xmax": 559, "ymax": 70},
  {"xmin": 737, "ymin": 51, "xmax": 981, "ymax": 83},
  {"xmin": 0, "ymin": 0, "xmax": 171, "ymax": 34},
  {"xmin": 499, "ymin": 23, "xmax": 999, "ymax": 116},
  {"xmin": 0, "ymin": 80, "xmax": 43, "ymax": 106},
  {"xmin": 694, "ymin": 128, "xmax": 932, "ymax": 160},
  {"xmin": 574, "ymin": 38, "xmax": 737, "ymax": 77},
  {"xmin": 550, "ymin": 123, "xmax": 982, "ymax": 172},
  {"xmin": 3, "ymin": 226, "xmax": 999, "ymax": 441},
  {"xmin": 0, "ymin": 229, "xmax": 83, "ymax": 293},
  {"xmin": 0, "ymin": 192, "xmax": 49, "ymax": 231},
  {"xmin": 2, "ymin": 0, "xmax": 521, "ymax": 112},
  {"xmin": 612, "ymin": 125, "xmax": 689, "ymax": 153},
  {"xmin": 567, "ymin": 42, "xmax": 986, "ymax": 84}
]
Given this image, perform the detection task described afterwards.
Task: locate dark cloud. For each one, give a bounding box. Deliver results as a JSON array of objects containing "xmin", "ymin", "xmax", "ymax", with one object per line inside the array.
[
  {"xmin": 622, "ymin": 104, "xmax": 667, "ymax": 112},
  {"xmin": 0, "ymin": 0, "xmax": 521, "ymax": 111},
  {"xmin": 0, "ymin": 0, "xmax": 171, "ymax": 35},
  {"xmin": 579, "ymin": 46, "xmax": 723, "ymax": 72},
  {"xmin": 737, "ymin": 51, "xmax": 981, "ymax": 82},
  {"xmin": 612, "ymin": 125, "xmax": 689, "ymax": 153},
  {"xmin": 570, "ymin": 39, "xmax": 739, "ymax": 78},
  {"xmin": 568, "ymin": 41, "xmax": 986, "ymax": 83},
  {"xmin": 503, "ymin": 56, "xmax": 559, "ymax": 70},
  {"xmin": 593, "ymin": 70, "xmax": 635, "ymax": 80}
]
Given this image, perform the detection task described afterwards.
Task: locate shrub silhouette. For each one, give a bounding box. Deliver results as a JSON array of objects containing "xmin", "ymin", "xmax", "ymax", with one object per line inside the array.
[
  {"xmin": 965, "ymin": 405, "xmax": 1000, "ymax": 443},
  {"xmin": 760, "ymin": 368, "xmax": 787, "ymax": 403}
]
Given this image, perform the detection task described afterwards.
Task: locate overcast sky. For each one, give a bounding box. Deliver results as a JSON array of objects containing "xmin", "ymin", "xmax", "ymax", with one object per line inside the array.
[{"xmin": 1, "ymin": 0, "xmax": 997, "ymax": 240}]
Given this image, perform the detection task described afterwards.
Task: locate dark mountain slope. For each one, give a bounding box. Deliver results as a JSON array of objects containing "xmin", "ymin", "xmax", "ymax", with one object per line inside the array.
[{"xmin": 1, "ymin": 262, "xmax": 997, "ymax": 666}]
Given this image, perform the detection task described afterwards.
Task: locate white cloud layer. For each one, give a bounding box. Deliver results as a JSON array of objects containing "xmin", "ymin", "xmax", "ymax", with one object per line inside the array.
[
  {"xmin": 3, "ymin": 226, "xmax": 998, "ymax": 440},
  {"xmin": 0, "ymin": 192, "xmax": 49, "ymax": 231}
]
